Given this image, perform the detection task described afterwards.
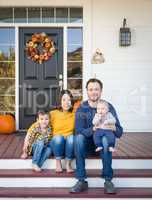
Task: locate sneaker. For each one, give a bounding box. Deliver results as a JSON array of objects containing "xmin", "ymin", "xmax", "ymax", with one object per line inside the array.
[
  {"xmin": 104, "ymin": 180, "xmax": 116, "ymax": 194},
  {"xmin": 69, "ymin": 180, "xmax": 88, "ymax": 193}
]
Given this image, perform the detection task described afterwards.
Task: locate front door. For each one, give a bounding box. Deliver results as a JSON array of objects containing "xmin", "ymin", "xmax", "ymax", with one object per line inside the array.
[{"xmin": 19, "ymin": 28, "xmax": 63, "ymax": 129}]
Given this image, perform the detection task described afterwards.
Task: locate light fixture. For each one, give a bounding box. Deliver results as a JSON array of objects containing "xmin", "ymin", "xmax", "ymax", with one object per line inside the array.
[
  {"xmin": 119, "ymin": 18, "xmax": 131, "ymax": 46},
  {"xmin": 92, "ymin": 48, "xmax": 105, "ymax": 64}
]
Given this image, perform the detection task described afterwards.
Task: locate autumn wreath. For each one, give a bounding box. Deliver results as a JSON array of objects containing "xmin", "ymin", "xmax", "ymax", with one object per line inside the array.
[{"xmin": 25, "ymin": 32, "xmax": 56, "ymax": 64}]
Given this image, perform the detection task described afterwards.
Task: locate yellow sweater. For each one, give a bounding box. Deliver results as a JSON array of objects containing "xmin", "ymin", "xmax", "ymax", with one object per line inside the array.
[{"xmin": 50, "ymin": 109, "xmax": 75, "ymax": 137}]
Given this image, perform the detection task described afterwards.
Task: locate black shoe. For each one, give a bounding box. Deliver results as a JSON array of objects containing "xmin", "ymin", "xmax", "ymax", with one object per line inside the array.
[
  {"xmin": 69, "ymin": 180, "xmax": 88, "ymax": 193},
  {"xmin": 104, "ymin": 180, "xmax": 116, "ymax": 194}
]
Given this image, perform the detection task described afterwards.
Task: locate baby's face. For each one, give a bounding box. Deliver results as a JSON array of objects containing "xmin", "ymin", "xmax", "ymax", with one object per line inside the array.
[
  {"xmin": 38, "ymin": 114, "xmax": 49, "ymax": 128},
  {"xmin": 97, "ymin": 103, "xmax": 108, "ymax": 115}
]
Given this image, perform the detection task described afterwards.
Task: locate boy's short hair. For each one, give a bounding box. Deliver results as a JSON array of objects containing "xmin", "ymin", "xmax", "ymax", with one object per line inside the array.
[
  {"xmin": 86, "ymin": 78, "xmax": 103, "ymax": 90},
  {"xmin": 98, "ymin": 100, "xmax": 109, "ymax": 110},
  {"xmin": 37, "ymin": 110, "xmax": 49, "ymax": 118}
]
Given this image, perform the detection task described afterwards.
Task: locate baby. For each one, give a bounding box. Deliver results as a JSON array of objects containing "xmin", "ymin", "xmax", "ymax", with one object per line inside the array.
[
  {"xmin": 93, "ymin": 100, "xmax": 116, "ymax": 152},
  {"xmin": 21, "ymin": 110, "xmax": 52, "ymax": 172}
]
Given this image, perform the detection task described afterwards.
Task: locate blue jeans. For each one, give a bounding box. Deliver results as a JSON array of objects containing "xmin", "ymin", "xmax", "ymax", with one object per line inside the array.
[
  {"xmin": 51, "ymin": 135, "xmax": 74, "ymax": 160},
  {"xmin": 93, "ymin": 129, "xmax": 116, "ymax": 148},
  {"xmin": 32, "ymin": 140, "xmax": 52, "ymax": 167},
  {"xmin": 74, "ymin": 134, "xmax": 113, "ymax": 181}
]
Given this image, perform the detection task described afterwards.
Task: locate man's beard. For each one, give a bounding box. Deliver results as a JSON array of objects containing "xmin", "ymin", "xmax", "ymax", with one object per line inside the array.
[{"xmin": 89, "ymin": 97, "xmax": 100, "ymax": 102}]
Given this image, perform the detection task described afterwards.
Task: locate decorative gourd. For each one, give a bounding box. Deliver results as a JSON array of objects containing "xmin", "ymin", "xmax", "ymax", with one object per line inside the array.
[{"xmin": 0, "ymin": 114, "xmax": 16, "ymax": 134}]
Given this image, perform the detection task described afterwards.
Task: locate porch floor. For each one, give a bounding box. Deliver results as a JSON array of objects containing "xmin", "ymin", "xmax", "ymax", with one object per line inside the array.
[{"xmin": 0, "ymin": 132, "xmax": 152, "ymax": 159}]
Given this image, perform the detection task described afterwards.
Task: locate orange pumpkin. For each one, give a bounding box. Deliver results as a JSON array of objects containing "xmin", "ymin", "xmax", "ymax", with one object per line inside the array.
[{"xmin": 0, "ymin": 114, "xmax": 16, "ymax": 134}]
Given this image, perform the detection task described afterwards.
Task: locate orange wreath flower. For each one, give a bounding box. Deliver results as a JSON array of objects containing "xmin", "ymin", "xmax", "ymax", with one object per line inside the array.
[{"xmin": 25, "ymin": 32, "xmax": 56, "ymax": 64}]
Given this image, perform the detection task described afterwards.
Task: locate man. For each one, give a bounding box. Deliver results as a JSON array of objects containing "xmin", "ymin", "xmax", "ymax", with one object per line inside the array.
[{"xmin": 70, "ymin": 78, "xmax": 123, "ymax": 194}]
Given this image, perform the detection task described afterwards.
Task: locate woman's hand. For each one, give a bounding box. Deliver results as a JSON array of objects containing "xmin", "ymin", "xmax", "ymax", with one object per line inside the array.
[{"xmin": 93, "ymin": 126, "xmax": 97, "ymax": 132}]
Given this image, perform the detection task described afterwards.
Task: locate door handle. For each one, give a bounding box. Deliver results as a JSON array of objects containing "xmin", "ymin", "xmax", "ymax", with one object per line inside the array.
[{"xmin": 59, "ymin": 74, "xmax": 63, "ymax": 91}]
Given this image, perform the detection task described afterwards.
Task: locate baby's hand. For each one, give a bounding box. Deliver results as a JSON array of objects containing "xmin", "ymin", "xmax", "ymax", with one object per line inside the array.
[
  {"xmin": 96, "ymin": 113, "xmax": 102, "ymax": 118},
  {"xmin": 103, "ymin": 124, "xmax": 116, "ymax": 131}
]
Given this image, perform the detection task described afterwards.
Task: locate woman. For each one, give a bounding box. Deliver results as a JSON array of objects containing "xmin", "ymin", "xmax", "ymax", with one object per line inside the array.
[{"xmin": 50, "ymin": 90, "xmax": 75, "ymax": 173}]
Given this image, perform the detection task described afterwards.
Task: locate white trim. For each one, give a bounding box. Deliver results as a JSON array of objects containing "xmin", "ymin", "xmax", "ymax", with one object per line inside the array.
[
  {"xmin": 15, "ymin": 26, "xmax": 19, "ymax": 130},
  {"xmin": 63, "ymin": 26, "xmax": 67, "ymax": 89},
  {"xmin": 0, "ymin": 23, "xmax": 83, "ymax": 27},
  {"xmin": 82, "ymin": 0, "xmax": 92, "ymax": 99}
]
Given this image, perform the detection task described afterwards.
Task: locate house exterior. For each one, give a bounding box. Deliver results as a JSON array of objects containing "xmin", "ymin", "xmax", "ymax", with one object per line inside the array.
[{"xmin": 0, "ymin": 0, "xmax": 152, "ymax": 132}]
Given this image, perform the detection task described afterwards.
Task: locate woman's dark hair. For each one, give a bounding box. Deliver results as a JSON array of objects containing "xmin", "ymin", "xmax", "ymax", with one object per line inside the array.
[
  {"xmin": 86, "ymin": 78, "xmax": 103, "ymax": 90},
  {"xmin": 58, "ymin": 90, "xmax": 74, "ymax": 112}
]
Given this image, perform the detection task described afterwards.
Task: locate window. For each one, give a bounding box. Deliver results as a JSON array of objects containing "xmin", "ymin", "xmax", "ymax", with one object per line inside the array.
[
  {"xmin": 67, "ymin": 28, "xmax": 83, "ymax": 100},
  {"xmin": 0, "ymin": 8, "xmax": 13, "ymax": 23},
  {"xmin": 14, "ymin": 8, "xmax": 27, "ymax": 23},
  {"xmin": 0, "ymin": 28, "xmax": 15, "ymax": 114},
  {"xmin": 0, "ymin": 7, "xmax": 83, "ymax": 24}
]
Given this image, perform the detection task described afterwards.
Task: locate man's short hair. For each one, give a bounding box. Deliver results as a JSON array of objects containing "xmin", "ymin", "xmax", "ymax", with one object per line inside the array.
[{"xmin": 86, "ymin": 78, "xmax": 103, "ymax": 90}]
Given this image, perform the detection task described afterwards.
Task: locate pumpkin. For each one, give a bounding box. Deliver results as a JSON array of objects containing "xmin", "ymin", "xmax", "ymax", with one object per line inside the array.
[{"xmin": 0, "ymin": 114, "xmax": 16, "ymax": 134}]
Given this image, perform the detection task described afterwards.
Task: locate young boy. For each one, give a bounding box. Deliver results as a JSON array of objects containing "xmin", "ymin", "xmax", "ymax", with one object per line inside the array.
[
  {"xmin": 93, "ymin": 100, "xmax": 116, "ymax": 152},
  {"xmin": 21, "ymin": 110, "xmax": 52, "ymax": 172}
]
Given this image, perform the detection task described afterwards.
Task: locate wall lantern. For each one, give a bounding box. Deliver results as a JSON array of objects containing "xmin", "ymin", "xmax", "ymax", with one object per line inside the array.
[{"xmin": 119, "ymin": 18, "xmax": 131, "ymax": 46}]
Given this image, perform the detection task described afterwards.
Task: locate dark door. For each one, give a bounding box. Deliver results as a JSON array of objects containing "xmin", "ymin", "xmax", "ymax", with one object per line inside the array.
[{"xmin": 19, "ymin": 28, "xmax": 63, "ymax": 129}]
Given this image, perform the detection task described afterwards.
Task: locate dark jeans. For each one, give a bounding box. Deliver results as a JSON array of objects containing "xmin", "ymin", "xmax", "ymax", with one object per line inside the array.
[
  {"xmin": 93, "ymin": 129, "xmax": 116, "ymax": 148},
  {"xmin": 74, "ymin": 134, "xmax": 113, "ymax": 181}
]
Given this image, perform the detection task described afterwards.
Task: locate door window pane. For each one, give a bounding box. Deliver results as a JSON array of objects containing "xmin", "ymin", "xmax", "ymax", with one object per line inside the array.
[
  {"xmin": 67, "ymin": 79, "xmax": 82, "ymax": 99},
  {"xmin": 42, "ymin": 8, "xmax": 54, "ymax": 23},
  {"xmin": 0, "ymin": 79, "xmax": 15, "ymax": 95},
  {"xmin": 0, "ymin": 96, "xmax": 15, "ymax": 112},
  {"xmin": 28, "ymin": 7, "xmax": 40, "ymax": 23},
  {"xmin": 0, "ymin": 28, "xmax": 15, "ymax": 44},
  {"xmin": 0, "ymin": 62, "xmax": 15, "ymax": 78},
  {"xmin": 0, "ymin": 46, "xmax": 15, "ymax": 61},
  {"xmin": 14, "ymin": 8, "xmax": 27, "ymax": 23},
  {"xmin": 56, "ymin": 8, "xmax": 68, "ymax": 23},
  {"xmin": 68, "ymin": 62, "xmax": 82, "ymax": 78},
  {"xmin": 68, "ymin": 45, "xmax": 82, "ymax": 61},
  {"xmin": 0, "ymin": 8, "xmax": 13, "ymax": 23},
  {"xmin": 70, "ymin": 8, "xmax": 83, "ymax": 23},
  {"xmin": 68, "ymin": 28, "xmax": 83, "ymax": 44}
]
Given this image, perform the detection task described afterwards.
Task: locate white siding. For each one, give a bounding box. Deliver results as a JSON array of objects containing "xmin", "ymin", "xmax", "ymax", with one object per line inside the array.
[{"xmin": 91, "ymin": 0, "xmax": 152, "ymax": 132}]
